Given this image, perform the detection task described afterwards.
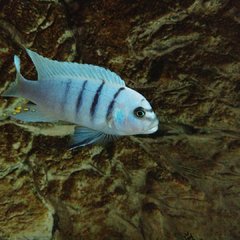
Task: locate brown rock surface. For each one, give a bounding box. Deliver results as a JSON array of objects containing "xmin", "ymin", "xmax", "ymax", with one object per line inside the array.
[{"xmin": 0, "ymin": 0, "xmax": 240, "ymax": 239}]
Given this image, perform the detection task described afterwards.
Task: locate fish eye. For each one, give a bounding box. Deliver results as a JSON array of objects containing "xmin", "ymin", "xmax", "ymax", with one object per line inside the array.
[{"xmin": 134, "ymin": 107, "xmax": 145, "ymax": 118}]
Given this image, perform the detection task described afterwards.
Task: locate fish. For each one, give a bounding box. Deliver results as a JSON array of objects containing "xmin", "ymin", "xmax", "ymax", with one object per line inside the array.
[{"xmin": 1, "ymin": 49, "xmax": 159, "ymax": 149}]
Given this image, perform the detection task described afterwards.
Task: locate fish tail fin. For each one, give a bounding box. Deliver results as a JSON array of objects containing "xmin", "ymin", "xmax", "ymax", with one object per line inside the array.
[{"xmin": 1, "ymin": 55, "xmax": 26, "ymax": 97}]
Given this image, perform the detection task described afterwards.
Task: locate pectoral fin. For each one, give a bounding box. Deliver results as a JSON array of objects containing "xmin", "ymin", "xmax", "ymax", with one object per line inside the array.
[
  {"xmin": 70, "ymin": 126, "xmax": 117, "ymax": 149},
  {"xmin": 11, "ymin": 104, "xmax": 57, "ymax": 123}
]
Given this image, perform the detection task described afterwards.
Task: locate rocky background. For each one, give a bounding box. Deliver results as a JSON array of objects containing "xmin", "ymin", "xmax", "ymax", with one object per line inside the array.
[{"xmin": 0, "ymin": 0, "xmax": 240, "ymax": 239}]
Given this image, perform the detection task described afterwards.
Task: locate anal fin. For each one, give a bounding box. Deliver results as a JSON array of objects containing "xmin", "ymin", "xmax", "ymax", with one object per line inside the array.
[{"xmin": 11, "ymin": 104, "xmax": 57, "ymax": 123}]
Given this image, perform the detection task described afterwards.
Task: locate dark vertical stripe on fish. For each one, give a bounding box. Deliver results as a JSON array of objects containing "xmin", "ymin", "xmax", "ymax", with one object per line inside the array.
[
  {"xmin": 106, "ymin": 87, "xmax": 125, "ymax": 121},
  {"xmin": 90, "ymin": 80, "xmax": 105, "ymax": 119},
  {"xmin": 62, "ymin": 79, "xmax": 71, "ymax": 112},
  {"xmin": 76, "ymin": 80, "xmax": 87, "ymax": 116}
]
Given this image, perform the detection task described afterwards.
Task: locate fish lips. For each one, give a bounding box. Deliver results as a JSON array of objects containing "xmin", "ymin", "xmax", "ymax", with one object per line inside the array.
[{"xmin": 145, "ymin": 118, "xmax": 159, "ymax": 134}]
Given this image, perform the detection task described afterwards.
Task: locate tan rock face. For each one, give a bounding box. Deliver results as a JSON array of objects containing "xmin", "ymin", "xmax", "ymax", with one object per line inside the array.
[{"xmin": 0, "ymin": 0, "xmax": 240, "ymax": 239}]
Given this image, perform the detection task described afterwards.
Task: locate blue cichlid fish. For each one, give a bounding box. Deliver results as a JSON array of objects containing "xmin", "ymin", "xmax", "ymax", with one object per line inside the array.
[{"xmin": 2, "ymin": 49, "xmax": 159, "ymax": 149}]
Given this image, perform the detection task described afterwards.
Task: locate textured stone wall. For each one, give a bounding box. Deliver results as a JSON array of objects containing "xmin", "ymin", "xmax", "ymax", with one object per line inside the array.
[{"xmin": 0, "ymin": 0, "xmax": 240, "ymax": 239}]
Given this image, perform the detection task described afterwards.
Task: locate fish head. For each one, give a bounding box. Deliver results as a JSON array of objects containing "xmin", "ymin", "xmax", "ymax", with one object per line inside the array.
[{"xmin": 112, "ymin": 88, "xmax": 159, "ymax": 135}]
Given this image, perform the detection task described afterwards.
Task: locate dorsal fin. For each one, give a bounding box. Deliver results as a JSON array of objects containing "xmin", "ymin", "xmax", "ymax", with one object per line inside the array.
[{"xmin": 26, "ymin": 49, "xmax": 125, "ymax": 86}]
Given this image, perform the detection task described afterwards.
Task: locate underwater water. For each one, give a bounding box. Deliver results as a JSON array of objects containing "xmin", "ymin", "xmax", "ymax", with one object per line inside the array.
[{"xmin": 0, "ymin": 0, "xmax": 240, "ymax": 240}]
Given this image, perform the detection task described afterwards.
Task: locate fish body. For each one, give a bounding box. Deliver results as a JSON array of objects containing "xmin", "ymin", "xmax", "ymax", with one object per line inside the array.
[{"xmin": 2, "ymin": 49, "xmax": 159, "ymax": 148}]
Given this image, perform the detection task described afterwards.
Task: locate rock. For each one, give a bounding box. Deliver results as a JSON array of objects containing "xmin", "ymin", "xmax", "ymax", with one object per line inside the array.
[{"xmin": 0, "ymin": 0, "xmax": 240, "ymax": 239}]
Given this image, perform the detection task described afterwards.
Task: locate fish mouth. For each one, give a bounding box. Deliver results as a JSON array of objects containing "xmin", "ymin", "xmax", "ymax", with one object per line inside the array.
[
  {"xmin": 145, "ymin": 119, "xmax": 159, "ymax": 134},
  {"xmin": 146, "ymin": 125, "xmax": 158, "ymax": 134}
]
